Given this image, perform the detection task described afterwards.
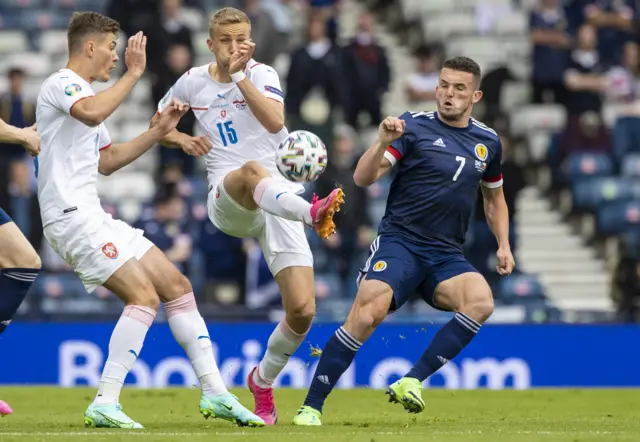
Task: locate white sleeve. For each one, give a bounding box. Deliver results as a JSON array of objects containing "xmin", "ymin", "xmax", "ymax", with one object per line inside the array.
[
  {"xmin": 158, "ymin": 71, "xmax": 190, "ymax": 113},
  {"xmin": 249, "ymin": 63, "xmax": 284, "ymax": 103},
  {"xmin": 47, "ymin": 75, "xmax": 94, "ymax": 114},
  {"xmin": 98, "ymin": 123, "xmax": 112, "ymax": 150}
]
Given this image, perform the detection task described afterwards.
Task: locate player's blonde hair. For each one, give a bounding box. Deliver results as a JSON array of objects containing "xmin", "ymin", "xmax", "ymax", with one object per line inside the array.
[{"xmin": 209, "ymin": 7, "xmax": 251, "ymax": 37}]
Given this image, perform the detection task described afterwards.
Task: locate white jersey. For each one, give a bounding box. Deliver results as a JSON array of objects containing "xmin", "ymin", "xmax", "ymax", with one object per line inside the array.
[
  {"xmin": 36, "ymin": 69, "xmax": 112, "ymax": 226},
  {"xmin": 158, "ymin": 60, "xmax": 303, "ymax": 193}
]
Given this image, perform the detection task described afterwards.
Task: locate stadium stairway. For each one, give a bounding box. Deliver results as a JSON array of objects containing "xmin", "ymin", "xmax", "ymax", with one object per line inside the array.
[{"xmin": 516, "ymin": 187, "xmax": 614, "ymax": 313}]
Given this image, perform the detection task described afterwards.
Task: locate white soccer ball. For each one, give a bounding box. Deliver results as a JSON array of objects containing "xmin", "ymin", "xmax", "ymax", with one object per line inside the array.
[{"xmin": 276, "ymin": 130, "xmax": 328, "ymax": 183}]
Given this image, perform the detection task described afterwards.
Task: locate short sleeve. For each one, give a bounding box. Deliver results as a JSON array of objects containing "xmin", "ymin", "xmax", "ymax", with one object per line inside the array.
[
  {"xmin": 158, "ymin": 71, "xmax": 190, "ymax": 114},
  {"xmin": 47, "ymin": 76, "xmax": 94, "ymax": 114},
  {"xmin": 249, "ymin": 63, "xmax": 284, "ymax": 103},
  {"xmin": 481, "ymin": 139, "xmax": 503, "ymax": 188},
  {"xmin": 98, "ymin": 123, "xmax": 112, "ymax": 151},
  {"xmin": 384, "ymin": 112, "xmax": 414, "ymax": 166}
]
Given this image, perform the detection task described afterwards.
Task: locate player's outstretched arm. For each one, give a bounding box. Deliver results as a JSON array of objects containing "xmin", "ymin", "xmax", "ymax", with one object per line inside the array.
[
  {"xmin": 149, "ymin": 115, "xmax": 211, "ymax": 157},
  {"xmin": 0, "ymin": 119, "xmax": 40, "ymax": 156},
  {"xmin": 98, "ymin": 100, "xmax": 189, "ymax": 175},
  {"xmin": 353, "ymin": 116, "xmax": 405, "ymax": 187},
  {"xmin": 231, "ymin": 41, "xmax": 284, "ymax": 133},
  {"xmin": 71, "ymin": 32, "xmax": 147, "ymax": 127},
  {"xmin": 481, "ymin": 185, "xmax": 515, "ymax": 275}
]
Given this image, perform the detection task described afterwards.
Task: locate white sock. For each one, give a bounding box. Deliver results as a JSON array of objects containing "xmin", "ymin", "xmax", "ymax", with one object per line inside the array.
[
  {"xmin": 253, "ymin": 177, "xmax": 312, "ymax": 225},
  {"xmin": 254, "ymin": 320, "xmax": 306, "ymax": 388},
  {"xmin": 164, "ymin": 292, "xmax": 228, "ymax": 396},
  {"xmin": 93, "ymin": 305, "xmax": 156, "ymax": 405}
]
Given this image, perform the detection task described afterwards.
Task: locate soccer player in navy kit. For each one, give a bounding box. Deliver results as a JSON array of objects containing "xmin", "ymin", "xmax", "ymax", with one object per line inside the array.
[{"xmin": 293, "ymin": 56, "xmax": 515, "ymax": 425}]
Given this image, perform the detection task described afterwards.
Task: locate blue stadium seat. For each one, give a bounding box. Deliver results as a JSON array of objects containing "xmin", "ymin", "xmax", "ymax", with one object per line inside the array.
[
  {"xmin": 572, "ymin": 177, "xmax": 633, "ymax": 211},
  {"xmin": 562, "ymin": 152, "xmax": 613, "ymax": 183},
  {"xmin": 597, "ymin": 200, "xmax": 640, "ymax": 236},
  {"xmin": 622, "ymin": 154, "xmax": 640, "ymax": 178},
  {"xmin": 498, "ymin": 274, "xmax": 546, "ymax": 304}
]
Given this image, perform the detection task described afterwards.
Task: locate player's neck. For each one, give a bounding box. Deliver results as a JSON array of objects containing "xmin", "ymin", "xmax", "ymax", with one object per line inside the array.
[
  {"xmin": 209, "ymin": 64, "xmax": 232, "ymax": 83},
  {"xmin": 436, "ymin": 112, "xmax": 471, "ymax": 129},
  {"xmin": 65, "ymin": 59, "xmax": 94, "ymax": 83}
]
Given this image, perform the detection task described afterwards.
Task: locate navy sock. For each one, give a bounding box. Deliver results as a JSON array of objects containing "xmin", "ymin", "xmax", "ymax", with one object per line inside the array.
[
  {"xmin": 405, "ymin": 312, "xmax": 480, "ymax": 382},
  {"xmin": 0, "ymin": 268, "xmax": 39, "ymax": 334},
  {"xmin": 304, "ymin": 326, "xmax": 362, "ymax": 413}
]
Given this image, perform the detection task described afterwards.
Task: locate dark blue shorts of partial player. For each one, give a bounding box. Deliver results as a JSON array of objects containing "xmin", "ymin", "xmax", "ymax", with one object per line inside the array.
[
  {"xmin": 0, "ymin": 207, "xmax": 11, "ymax": 226},
  {"xmin": 357, "ymin": 235, "xmax": 478, "ymax": 312}
]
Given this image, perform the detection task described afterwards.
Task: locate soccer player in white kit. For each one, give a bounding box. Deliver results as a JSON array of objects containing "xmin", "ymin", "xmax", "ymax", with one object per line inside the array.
[
  {"xmin": 154, "ymin": 7, "xmax": 345, "ymax": 425},
  {"xmin": 36, "ymin": 12, "xmax": 263, "ymax": 429}
]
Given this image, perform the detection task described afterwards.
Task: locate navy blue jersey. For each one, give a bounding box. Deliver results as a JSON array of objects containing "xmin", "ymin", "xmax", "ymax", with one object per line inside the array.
[{"xmin": 379, "ymin": 110, "xmax": 503, "ymax": 248}]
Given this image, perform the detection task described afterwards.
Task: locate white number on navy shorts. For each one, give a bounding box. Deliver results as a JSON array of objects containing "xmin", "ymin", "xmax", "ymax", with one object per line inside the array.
[{"xmin": 453, "ymin": 156, "xmax": 465, "ymax": 181}]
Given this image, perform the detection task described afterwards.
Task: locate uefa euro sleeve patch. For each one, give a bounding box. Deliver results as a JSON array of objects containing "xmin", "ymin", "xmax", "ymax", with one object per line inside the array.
[
  {"xmin": 264, "ymin": 85, "xmax": 284, "ymax": 98},
  {"xmin": 64, "ymin": 84, "xmax": 82, "ymax": 96}
]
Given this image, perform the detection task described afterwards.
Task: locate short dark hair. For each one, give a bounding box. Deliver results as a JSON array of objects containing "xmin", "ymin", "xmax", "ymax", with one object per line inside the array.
[
  {"xmin": 442, "ymin": 56, "xmax": 482, "ymax": 85},
  {"xmin": 67, "ymin": 12, "xmax": 120, "ymax": 54},
  {"xmin": 7, "ymin": 67, "xmax": 25, "ymax": 79}
]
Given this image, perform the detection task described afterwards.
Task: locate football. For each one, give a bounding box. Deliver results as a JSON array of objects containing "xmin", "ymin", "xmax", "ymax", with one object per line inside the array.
[{"xmin": 276, "ymin": 130, "xmax": 328, "ymax": 183}]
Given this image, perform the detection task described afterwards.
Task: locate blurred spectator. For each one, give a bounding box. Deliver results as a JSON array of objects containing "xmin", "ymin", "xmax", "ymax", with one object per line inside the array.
[
  {"xmin": 612, "ymin": 241, "xmax": 640, "ymax": 323},
  {"xmin": 580, "ymin": 0, "xmax": 635, "ymax": 66},
  {"xmin": 314, "ymin": 127, "xmax": 373, "ymax": 296},
  {"xmin": 145, "ymin": 0, "xmax": 194, "ymax": 83},
  {"xmin": 529, "ymin": 0, "xmax": 572, "ymax": 104},
  {"xmin": 557, "ymin": 110, "xmax": 611, "ymax": 164},
  {"xmin": 405, "ymin": 46, "xmax": 439, "ymax": 104},
  {"xmin": 606, "ymin": 41, "xmax": 640, "ymax": 160},
  {"xmin": 243, "ymin": 0, "xmax": 282, "ymax": 66},
  {"xmin": 342, "ymin": 12, "xmax": 390, "ymax": 130},
  {"xmin": 108, "ymin": 0, "xmax": 158, "ymax": 38},
  {"xmin": 0, "ymin": 159, "xmax": 42, "ymax": 250},
  {"xmin": 153, "ymin": 44, "xmax": 197, "ymax": 175},
  {"xmin": 0, "ymin": 68, "xmax": 35, "ymax": 163},
  {"xmin": 285, "ymin": 12, "xmax": 345, "ymax": 126},
  {"xmin": 134, "ymin": 185, "xmax": 192, "ymax": 273},
  {"xmin": 309, "ymin": 0, "xmax": 340, "ymax": 42},
  {"xmin": 564, "ymin": 23, "xmax": 608, "ymax": 117}
]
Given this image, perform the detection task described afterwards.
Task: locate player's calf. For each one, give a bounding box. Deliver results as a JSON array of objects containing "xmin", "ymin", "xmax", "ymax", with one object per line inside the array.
[
  {"xmin": 399, "ymin": 273, "xmax": 492, "ymax": 401},
  {"xmin": 296, "ymin": 279, "xmax": 393, "ymax": 418},
  {"xmin": 0, "ymin": 220, "xmax": 41, "ymax": 335}
]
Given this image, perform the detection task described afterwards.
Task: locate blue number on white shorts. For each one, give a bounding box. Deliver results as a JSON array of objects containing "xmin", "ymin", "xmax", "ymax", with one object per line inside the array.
[{"xmin": 217, "ymin": 121, "xmax": 238, "ymax": 147}]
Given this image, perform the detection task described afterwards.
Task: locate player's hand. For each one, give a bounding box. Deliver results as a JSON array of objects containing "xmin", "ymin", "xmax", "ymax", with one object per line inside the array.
[
  {"xmin": 20, "ymin": 124, "xmax": 40, "ymax": 156},
  {"xmin": 496, "ymin": 247, "xmax": 515, "ymax": 276},
  {"xmin": 229, "ymin": 39, "xmax": 255, "ymax": 74},
  {"xmin": 125, "ymin": 31, "xmax": 147, "ymax": 78},
  {"xmin": 180, "ymin": 135, "xmax": 213, "ymax": 156},
  {"xmin": 378, "ymin": 116, "xmax": 405, "ymax": 145},
  {"xmin": 155, "ymin": 99, "xmax": 190, "ymax": 135}
]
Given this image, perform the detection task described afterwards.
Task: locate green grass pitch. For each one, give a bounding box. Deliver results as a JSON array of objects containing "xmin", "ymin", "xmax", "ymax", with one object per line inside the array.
[{"xmin": 0, "ymin": 388, "xmax": 639, "ymax": 441}]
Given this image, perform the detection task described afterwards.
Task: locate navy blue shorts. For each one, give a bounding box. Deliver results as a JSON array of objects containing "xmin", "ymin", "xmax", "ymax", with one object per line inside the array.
[
  {"xmin": 0, "ymin": 207, "xmax": 11, "ymax": 226},
  {"xmin": 357, "ymin": 235, "xmax": 478, "ymax": 312}
]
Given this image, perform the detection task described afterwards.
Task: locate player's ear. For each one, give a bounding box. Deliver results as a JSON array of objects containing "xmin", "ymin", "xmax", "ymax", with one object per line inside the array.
[
  {"xmin": 206, "ymin": 38, "xmax": 214, "ymax": 53},
  {"xmin": 471, "ymin": 90, "xmax": 483, "ymax": 104}
]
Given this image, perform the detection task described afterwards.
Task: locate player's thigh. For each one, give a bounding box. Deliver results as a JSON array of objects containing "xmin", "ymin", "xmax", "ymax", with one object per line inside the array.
[
  {"xmin": 138, "ymin": 245, "xmax": 191, "ymax": 303},
  {"xmin": 103, "ymin": 258, "xmax": 159, "ymax": 310},
  {"xmin": 430, "ymin": 257, "xmax": 494, "ymax": 320},
  {"xmin": 208, "ymin": 177, "xmax": 264, "ymax": 238},
  {"xmin": 0, "ymin": 217, "xmax": 40, "ymax": 269},
  {"xmin": 343, "ymin": 278, "xmax": 395, "ymax": 342},
  {"xmin": 43, "ymin": 212, "xmax": 156, "ymax": 306},
  {"xmin": 222, "ymin": 161, "xmax": 272, "ymax": 211}
]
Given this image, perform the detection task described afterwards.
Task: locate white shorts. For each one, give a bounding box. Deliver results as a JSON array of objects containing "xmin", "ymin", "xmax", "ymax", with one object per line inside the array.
[
  {"xmin": 43, "ymin": 210, "xmax": 154, "ymax": 293},
  {"xmin": 207, "ymin": 178, "xmax": 313, "ymax": 276}
]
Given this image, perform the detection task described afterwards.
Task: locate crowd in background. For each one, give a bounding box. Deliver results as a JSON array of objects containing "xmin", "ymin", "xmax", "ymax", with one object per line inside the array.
[{"xmin": 0, "ymin": 0, "xmax": 639, "ymax": 321}]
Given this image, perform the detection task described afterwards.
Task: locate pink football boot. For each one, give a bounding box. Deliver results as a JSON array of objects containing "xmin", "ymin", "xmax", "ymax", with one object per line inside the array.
[
  {"xmin": 0, "ymin": 400, "xmax": 13, "ymax": 417},
  {"xmin": 309, "ymin": 188, "xmax": 345, "ymax": 239},
  {"xmin": 247, "ymin": 367, "xmax": 278, "ymax": 425}
]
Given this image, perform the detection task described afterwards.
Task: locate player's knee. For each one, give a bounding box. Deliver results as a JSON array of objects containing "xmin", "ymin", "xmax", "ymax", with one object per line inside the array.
[
  {"xmin": 241, "ymin": 160, "xmax": 270, "ymax": 186},
  {"xmin": 131, "ymin": 279, "xmax": 160, "ymax": 311},
  {"xmin": 463, "ymin": 294, "xmax": 494, "ymax": 323},
  {"xmin": 9, "ymin": 249, "xmax": 41, "ymax": 269},
  {"xmin": 181, "ymin": 274, "xmax": 193, "ymax": 294},
  {"xmin": 286, "ymin": 297, "xmax": 315, "ymax": 327}
]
